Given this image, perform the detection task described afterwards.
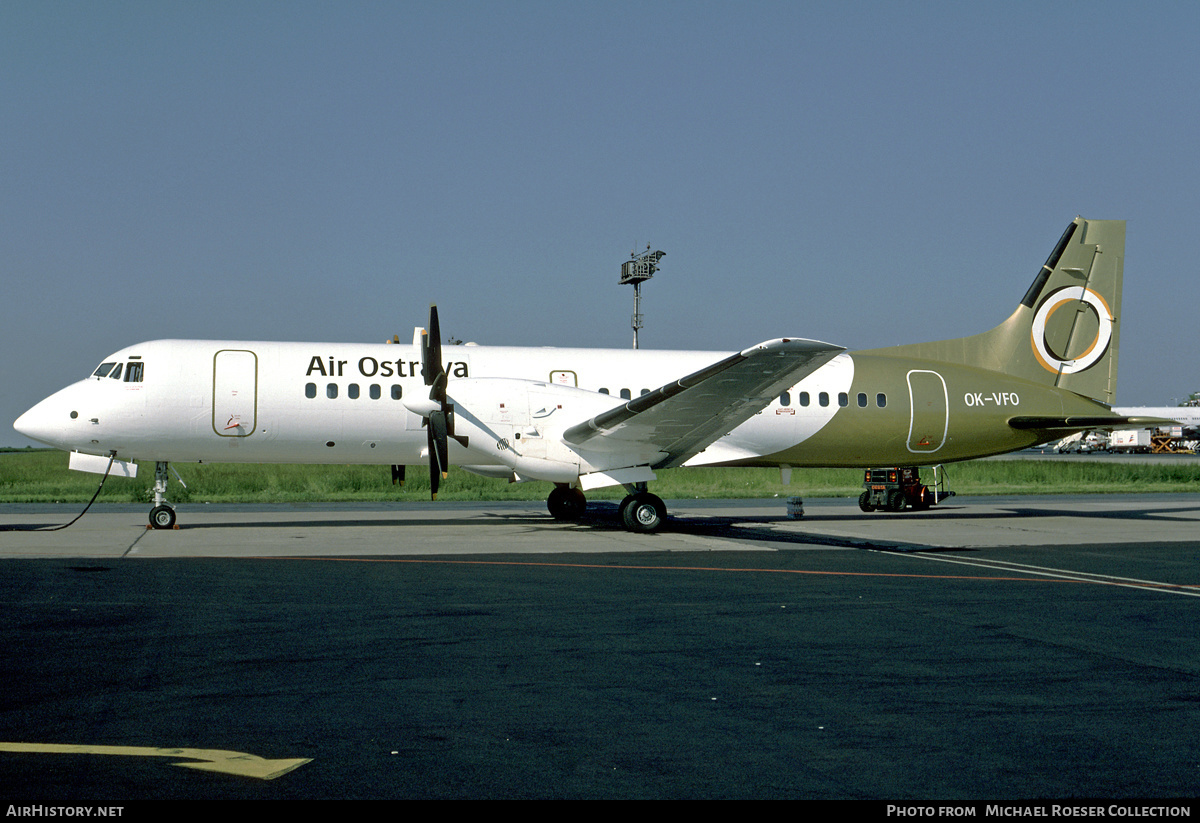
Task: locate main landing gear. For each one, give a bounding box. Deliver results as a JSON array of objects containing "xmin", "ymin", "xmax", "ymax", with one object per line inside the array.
[
  {"xmin": 547, "ymin": 485, "xmax": 587, "ymax": 521},
  {"xmin": 148, "ymin": 461, "xmax": 178, "ymax": 529},
  {"xmin": 618, "ymin": 491, "xmax": 667, "ymax": 532},
  {"xmin": 546, "ymin": 484, "xmax": 669, "ymax": 533}
]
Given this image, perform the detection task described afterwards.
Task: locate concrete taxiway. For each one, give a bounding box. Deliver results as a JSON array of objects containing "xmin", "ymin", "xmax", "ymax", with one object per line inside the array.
[
  {"xmin": 2, "ymin": 495, "xmax": 1199, "ymax": 800},
  {"xmin": 3, "ymin": 494, "xmax": 1200, "ymax": 557}
]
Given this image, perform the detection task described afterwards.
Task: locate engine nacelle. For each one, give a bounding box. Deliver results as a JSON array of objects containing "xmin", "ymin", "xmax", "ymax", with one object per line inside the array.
[{"xmin": 446, "ymin": 378, "xmax": 634, "ymax": 484}]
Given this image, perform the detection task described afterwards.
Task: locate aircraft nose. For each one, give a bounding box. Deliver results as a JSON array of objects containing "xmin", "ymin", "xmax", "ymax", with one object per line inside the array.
[{"xmin": 14, "ymin": 396, "xmax": 67, "ymax": 447}]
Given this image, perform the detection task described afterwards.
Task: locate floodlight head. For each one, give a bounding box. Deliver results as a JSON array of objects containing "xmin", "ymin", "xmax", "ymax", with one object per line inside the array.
[
  {"xmin": 619, "ymin": 248, "xmax": 665, "ymax": 285},
  {"xmin": 618, "ymin": 247, "xmax": 664, "ymax": 348}
]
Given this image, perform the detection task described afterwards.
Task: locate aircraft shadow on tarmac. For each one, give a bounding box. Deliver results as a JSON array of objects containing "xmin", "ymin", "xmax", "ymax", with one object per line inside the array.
[
  {"xmin": 819, "ymin": 501, "xmax": 1200, "ymax": 524},
  {"xmin": 560, "ymin": 499, "xmax": 1200, "ymax": 548}
]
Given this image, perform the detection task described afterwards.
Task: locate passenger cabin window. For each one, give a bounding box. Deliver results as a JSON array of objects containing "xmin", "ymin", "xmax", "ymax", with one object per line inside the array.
[
  {"xmin": 819, "ymin": 391, "xmax": 829, "ymax": 407},
  {"xmin": 780, "ymin": 391, "xmax": 791, "ymax": 406},
  {"xmin": 799, "ymin": 392, "xmax": 810, "ymax": 407},
  {"xmin": 599, "ymin": 388, "xmax": 610, "ymax": 395},
  {"xmin": 300, "ymin": 382, "xmax": 408, "ymax": 401},
  {"xmin": 877, "ymin": 393, "xmax": 887, "ymax": 408},
  {"xmin": 858, "ymin": 392, "xmax": 868, "ymax": 408},
  {"xmin": 620, "ymin": 388, "xmax": 632, "ymax": 400}
]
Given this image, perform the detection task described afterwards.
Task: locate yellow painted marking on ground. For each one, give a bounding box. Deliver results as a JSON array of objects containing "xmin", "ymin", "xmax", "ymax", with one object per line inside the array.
[{"xmin": 0, "ymin": 742, "xmax": 311, "ymax": 780}]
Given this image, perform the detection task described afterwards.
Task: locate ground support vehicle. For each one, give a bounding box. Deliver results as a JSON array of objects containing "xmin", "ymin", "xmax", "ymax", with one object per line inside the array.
[
  {"xmin": 859, "ymin": 466, "xmax": 954, "ymax": 513},
  {"xmin": 1108, "ymin": 429, "xmax": 1152, "ymax": 453}
]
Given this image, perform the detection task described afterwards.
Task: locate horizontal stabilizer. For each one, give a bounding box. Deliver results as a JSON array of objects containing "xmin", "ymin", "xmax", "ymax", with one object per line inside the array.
[{"xmin": 1008, "ymin": 415, "xmax": 1179, "ymax": 432}]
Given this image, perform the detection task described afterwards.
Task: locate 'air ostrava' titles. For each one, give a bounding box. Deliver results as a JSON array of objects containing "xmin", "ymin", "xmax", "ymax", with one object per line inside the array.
[{"xmin": 305, "ymin": 356, "xmax": 469, "ymax": 379}]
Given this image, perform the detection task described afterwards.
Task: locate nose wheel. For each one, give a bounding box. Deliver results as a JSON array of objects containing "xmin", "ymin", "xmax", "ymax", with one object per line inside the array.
[
  {"xmin": 147, "ymin": 461, "xmax": 179, "ymax": 529},
  {"xmin": 149, "ymin": 504, "xmax": 177, "ymax": 530}
]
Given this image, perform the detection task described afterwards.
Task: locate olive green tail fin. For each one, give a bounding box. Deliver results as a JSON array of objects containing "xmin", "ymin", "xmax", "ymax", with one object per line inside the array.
[{"xmin": 862, "ymin": 217, "xmax": 1124, "ymax": 404}]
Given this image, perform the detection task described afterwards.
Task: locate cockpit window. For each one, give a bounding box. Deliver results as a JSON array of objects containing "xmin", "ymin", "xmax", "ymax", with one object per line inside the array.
[{"xmin": 94, "ymin": 361, "xmax": 144, "ymax": 382}]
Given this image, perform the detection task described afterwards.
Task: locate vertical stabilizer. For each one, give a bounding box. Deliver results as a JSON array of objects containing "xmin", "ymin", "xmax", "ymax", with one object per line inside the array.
[{"xmin": 861, "ymin": 217, "xmax": 1124, "ymax": 404}]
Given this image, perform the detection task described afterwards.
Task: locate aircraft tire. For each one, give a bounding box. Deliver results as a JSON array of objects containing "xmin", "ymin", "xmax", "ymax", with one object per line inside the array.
[
  {"xmin": 617, "ymin": 495, "xmax": 633, "ymax": 524},
  {"xmin": 858, "ymin": 491, "xmax": 876, "ymax": 512},
  {"xmin": 547, "ymin": 486, "xmax": 587, "ymax": 521},
  {"xmin": 621, "ymin": 492, "xmax": 666, "ymax": 533},
  {"xmin": 149, "ymin": 505, "xmax": 176, "ymax": 530}
]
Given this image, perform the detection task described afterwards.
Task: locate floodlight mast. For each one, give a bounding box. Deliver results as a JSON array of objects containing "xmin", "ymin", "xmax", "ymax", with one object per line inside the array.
[{"xmin": 619, "ymin": 246, "xmax": 664, "ymax": 349}]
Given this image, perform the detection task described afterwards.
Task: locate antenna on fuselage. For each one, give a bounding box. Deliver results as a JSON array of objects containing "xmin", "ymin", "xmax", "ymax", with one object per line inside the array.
[{"xmin": 620, "ymin": 245, "xmax": 664, "ymax": 349}]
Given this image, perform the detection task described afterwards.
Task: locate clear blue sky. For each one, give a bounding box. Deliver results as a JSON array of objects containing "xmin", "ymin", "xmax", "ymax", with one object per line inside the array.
[{"xmin": 4, "ymin": 1, "xmax": 1197, "ymax": 446}]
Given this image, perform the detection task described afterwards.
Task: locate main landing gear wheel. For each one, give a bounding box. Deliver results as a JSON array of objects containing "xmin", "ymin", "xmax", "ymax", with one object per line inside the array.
[
  {"xmin": 547, "ymin": 486, "xmax": 587, "ymax": 521},
  {"xmin": 149, "ymin": 504, "xmax": 176, "ymax": 530},
  {"xmin": 620, "ymin": 492, "xmax": 667, "ymax": 533}
]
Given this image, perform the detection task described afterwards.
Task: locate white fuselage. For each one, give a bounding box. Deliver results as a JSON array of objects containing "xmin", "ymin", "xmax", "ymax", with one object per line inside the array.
[{"xmin": 15, "ymin": 338, "xmax": 853, "ymax": 478}]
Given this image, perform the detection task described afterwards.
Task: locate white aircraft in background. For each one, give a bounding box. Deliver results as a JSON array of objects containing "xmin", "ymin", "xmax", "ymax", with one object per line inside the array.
[
  {"xmin": 15, "ymin": 217, "xmax": 1168, "ymax": 533},
  {"xmin": 1112, "ymin": 406, "xmax": 1200, "ymax": 437}
]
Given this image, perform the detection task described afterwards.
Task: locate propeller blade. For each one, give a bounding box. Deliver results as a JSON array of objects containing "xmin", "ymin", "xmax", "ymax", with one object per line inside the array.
[
  {"xmin": 426, "ymin": 425, "xmax": 441, "ymax": 499},
  {"xmin": 418, "ymin": 304, "xmax": 459, "ymax": 498},
  {"xmin": 429, "ymin": 371, "xmax": 448, "ymax": 406},
  {"xmin": 445, "ymin": 403, "xmax": 469, "ymax": 449},
  {"xmin": 429, "ymin": 410, "xmax": 449, "ymax": 477},
  {"xmin": 422, "ymin": 304, "xmax": 443, "ymax": 386}
]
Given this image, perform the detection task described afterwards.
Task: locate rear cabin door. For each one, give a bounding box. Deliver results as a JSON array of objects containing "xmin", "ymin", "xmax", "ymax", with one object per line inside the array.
[{"xmin": 906, "ymin": 369, "xmax": 948, "ymax": 454}]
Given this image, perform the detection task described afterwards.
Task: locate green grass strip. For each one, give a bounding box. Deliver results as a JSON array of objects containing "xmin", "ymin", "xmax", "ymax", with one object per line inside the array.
[{"xmin": 2, "ymin": 448, "xmax": 1198, "ymax": 504}]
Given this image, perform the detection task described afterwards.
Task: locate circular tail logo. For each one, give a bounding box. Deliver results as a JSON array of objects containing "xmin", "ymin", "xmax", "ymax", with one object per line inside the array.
[{"xmin": 1030, "ymin": 286, "xmax": 1113, "ymax": 374}]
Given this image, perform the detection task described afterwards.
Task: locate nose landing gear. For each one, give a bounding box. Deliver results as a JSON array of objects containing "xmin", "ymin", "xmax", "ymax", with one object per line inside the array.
[
  {"xmin": 149, "ymin": 503, "xmax": 176, "ymax": 530},
  {"xmin": 147, "ymin": 461, "xmax": 179, "ymax": 529}
]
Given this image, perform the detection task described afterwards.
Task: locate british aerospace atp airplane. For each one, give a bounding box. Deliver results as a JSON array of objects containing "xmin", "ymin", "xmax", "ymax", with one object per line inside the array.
[{"xmin": 14, "ymin": 217, "xmax": 1168, "ymax": 532}]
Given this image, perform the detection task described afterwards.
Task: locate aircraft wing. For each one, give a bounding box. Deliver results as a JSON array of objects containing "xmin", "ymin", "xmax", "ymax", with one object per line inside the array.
[{"xmin": 563, "ymin": 338, "xmax": 844, "ymax": 469}]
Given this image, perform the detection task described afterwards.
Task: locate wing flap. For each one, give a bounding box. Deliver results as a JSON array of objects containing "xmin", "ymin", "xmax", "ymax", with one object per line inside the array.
[{"xmin": 563, "ymin": 338, "xmax": 843, "ymax": 467}]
